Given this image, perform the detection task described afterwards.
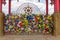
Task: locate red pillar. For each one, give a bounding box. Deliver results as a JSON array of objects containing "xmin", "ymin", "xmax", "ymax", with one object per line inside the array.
[
  {"xmin": 8, "ymin": 0, "xmax": 11, "ymax": 14},
  {"xmin": 54, "ymin": 0, "xmax": 60, "ymax": 12},
  {"xmin": 59, "ymin": 0, "xmax": 60, "ymax": 11},
  {"xmin": 0, "ymin": 0, "xmax": 2, "ymax": 12},
  {"xmin": 46, "ymin": 0, "xmax": 48, "ymax": 15}
]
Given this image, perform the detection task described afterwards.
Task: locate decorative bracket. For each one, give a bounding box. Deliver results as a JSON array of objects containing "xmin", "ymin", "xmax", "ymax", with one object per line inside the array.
[{"xmin": 2, "ymin": 0, "xmax": 6, "ymax": 5}]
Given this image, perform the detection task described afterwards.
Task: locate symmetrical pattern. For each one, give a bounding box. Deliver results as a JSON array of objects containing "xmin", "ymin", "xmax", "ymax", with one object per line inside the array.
[
  {"xmin": 15, "ymin": 3, "xmax": 40, "ymax": 15},
  {"xmin": 4, "ymin": 3, "xmax": 54, "ymax": 34},
  {"xmin": 4, "ymin": 14, "xmax": 54, "ymax": 34}
]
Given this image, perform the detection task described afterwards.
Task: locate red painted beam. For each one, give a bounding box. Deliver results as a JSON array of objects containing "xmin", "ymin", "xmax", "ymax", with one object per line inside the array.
[
  {"xmin": 8, "ymin": 0, "xmax": 11, "ymax": 14},
  {"xmin": 0, "ymin": 0, "xmax": 2, "ymax": 12},
  {"xmin": 46, "ymin": 0, "xmax": 48, "ymax": 15},
  {"xmin": 59, "ymin": 0, "xmax": 60, "ymax": 11},
  {"xmin": 54, "ymin": 0, "xmax": 60, "ymax": 12}
]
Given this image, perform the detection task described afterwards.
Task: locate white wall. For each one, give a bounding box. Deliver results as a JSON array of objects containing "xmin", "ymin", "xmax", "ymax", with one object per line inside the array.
[{"xmin": 2, "ymin": 0, "xmax": 54, "ymax": 15}]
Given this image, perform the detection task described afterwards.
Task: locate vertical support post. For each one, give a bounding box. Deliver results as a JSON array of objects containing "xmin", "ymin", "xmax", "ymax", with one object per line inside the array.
[
  {"xmin": 46, "ymin": 0, "xmax": 48, "ymax": 15},
  {"xmin": 59, "ymin": 0, "xmax": 60, "ymax": 11},
  {"xmin": 0, "ymin": 0, "xmax": 4, "ymax": 36},
  {"xmin": 58, "ymin": 0, "xmax": 60, "ymax": 12},
  {"xmin": 8, "ymin": 0, "xmax": 11, "ymax": 14},
  {"xmin": 54, "ymin": 0, "xmax": 60, "ymax": 12},
  {"xmin": 0, "ymin": 12, "xmax": 5, "ymax": 36},
  {"xmin": 53, "ymin": 0, "xmax": 60, "ymax": 35},
  {"xmin": 0, "ymin": 0, "xmax": 2, "ymax": 12}
]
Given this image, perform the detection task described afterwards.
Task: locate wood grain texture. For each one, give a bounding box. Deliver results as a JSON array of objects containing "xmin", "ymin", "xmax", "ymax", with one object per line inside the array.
[
  {"xmin": 53, "ymin": 12, "xmax": 60, "ymax": 35},
  {"xmin": 0, "ymin": 12, "xmax": 5, "ymax": 35}
]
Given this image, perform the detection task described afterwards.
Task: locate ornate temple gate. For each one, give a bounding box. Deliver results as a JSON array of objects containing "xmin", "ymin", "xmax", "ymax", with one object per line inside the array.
[{"xmin": 0, "ymin": 0, "xmax": 60, "ymax": 35}]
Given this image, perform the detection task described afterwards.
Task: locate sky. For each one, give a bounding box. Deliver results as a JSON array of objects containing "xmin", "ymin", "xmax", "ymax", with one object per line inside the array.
[{"xmin": 2, "ymin": 0, "xmax": 54, "ymax": 15}]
